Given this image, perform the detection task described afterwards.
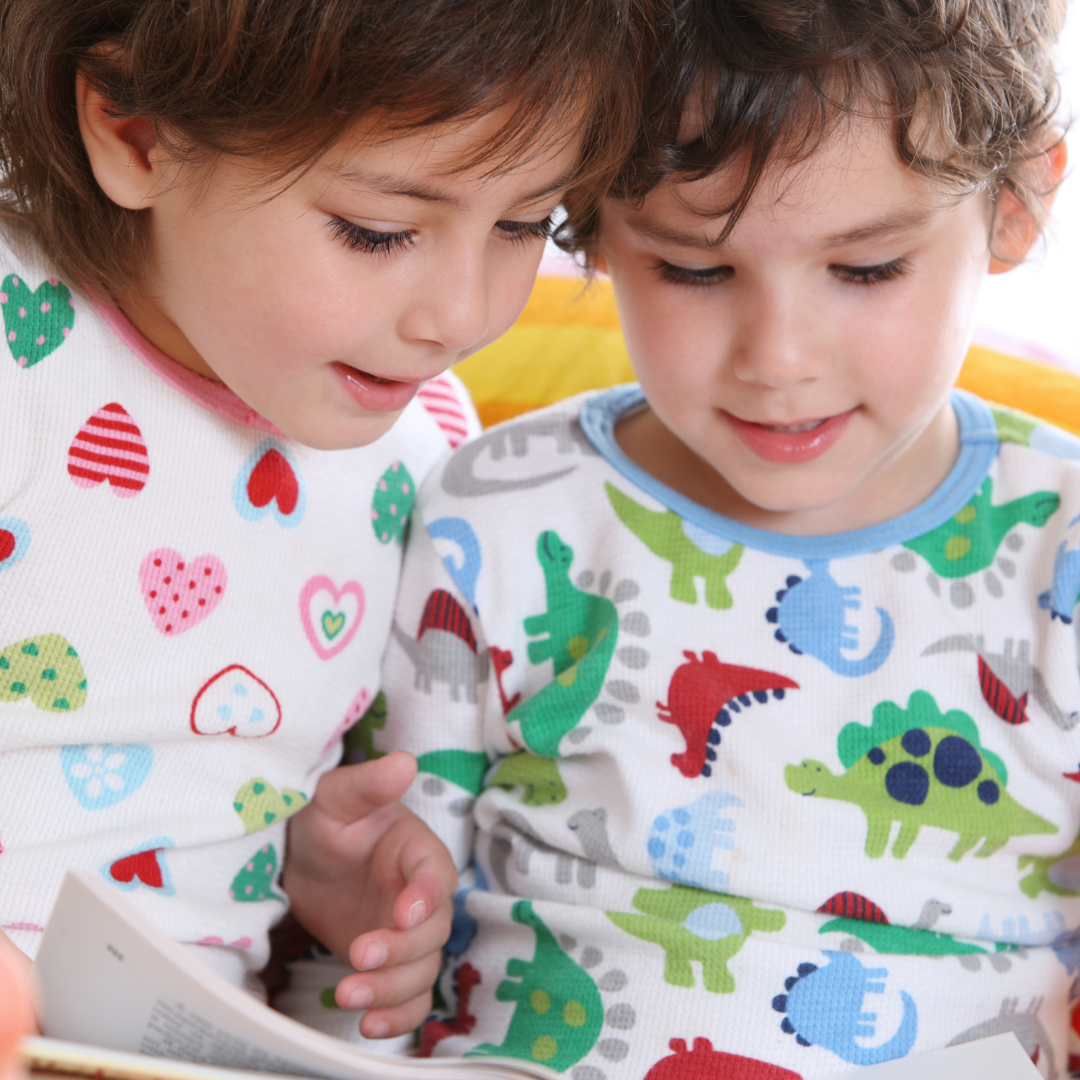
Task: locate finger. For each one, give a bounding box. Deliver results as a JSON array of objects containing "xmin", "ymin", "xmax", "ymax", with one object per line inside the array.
[
  {"xmin": 359, "ymin": 990, "xmax": 436, "ymax": 1040},
  {"xmin": 348, "ymin": 896, "xmax": 452, "ymax": 973},
  {"xmin": 336, "ymin": 951, "xmax": 443, "ymax": 1015},
  {"xmin": 391, "ymin": 842, "xmax": 458, "ymax": 934},
  {"xmin": 310, "ymin": 752, "xmax": 418, "ymax": 824}
]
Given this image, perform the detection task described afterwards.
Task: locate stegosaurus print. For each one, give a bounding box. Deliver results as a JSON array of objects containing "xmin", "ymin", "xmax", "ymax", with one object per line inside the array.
[{"xmin": 784, "ymin": 691, "xmax": 1056, "ymax": 860}]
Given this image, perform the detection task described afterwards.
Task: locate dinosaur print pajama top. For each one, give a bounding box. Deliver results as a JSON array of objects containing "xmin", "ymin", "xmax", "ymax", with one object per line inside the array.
[
  {"xmin": 381, "ymin": 386, "xmax": 1080, "ymax": 1079},
  {"xmin": 0, "ymin": 234, "xmax": 478, "ymax": 990}
]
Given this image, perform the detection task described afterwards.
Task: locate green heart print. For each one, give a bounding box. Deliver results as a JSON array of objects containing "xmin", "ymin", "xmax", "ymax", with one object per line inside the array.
[
  {"xmin": 321, "ymin": 610, "xmax": 345, "ymax": 639},
  {"xmin": 2, "ymin": 274, "xmax": 75, "ymax": 369}
]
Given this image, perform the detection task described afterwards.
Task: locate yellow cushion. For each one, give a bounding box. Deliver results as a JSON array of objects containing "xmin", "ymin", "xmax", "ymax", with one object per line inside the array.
[{"xmin": 456, "ymin": 276, "xmax": 1080, "ymax": 436}]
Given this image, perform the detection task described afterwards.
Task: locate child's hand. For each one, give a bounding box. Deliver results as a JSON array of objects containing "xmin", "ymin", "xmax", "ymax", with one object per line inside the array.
[
  {"xmin": 283, "ymin": 752, "xmax": 456, "ymax": 1038},
  {"xmin": 0, "ymin": 930, "xmax": 36, "ymax": 1080}
]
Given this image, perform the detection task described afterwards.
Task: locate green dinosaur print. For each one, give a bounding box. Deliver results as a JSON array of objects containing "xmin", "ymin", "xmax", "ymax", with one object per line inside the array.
[
  {"xmin": 343, "ymin": 690, "xmax": 386, "ymax": 761},
  {"xmin": 820, "ymin": 917, "xmax": 994, "ymax": 958},
  {"xmin": 902, "ymin": 477, "xmax": 1059, "ymax": 578},
  {"xmin": 607, "ymin": 884, "xmax": 784, "ymax": 994},
  {"xmin": 990, "ymin": 405, "xmax": 1039, "ymax": 447},
  {"xmin": 507, "ymin": 531, "xmax": 619, "ymax": 757},
  {"xmin": 1018, "ymin": 827, "xmax": 1080, "ymax": 899},
  {"xmin": 469, "ymin": 900, "xmax": 603, "ymax": 1071},
  {"xmin": 417, "ymin": 749, "xmax": 489, "ymax": 795},
  {"xmin": 785, "ymin": 691, "xmax": 1057, "ymax": 861},
  {"xmin": 488, "ymin": 752, "xmax": 568, "ymax": 805},
  {"xmin": 605, "ymin": 483, "xmax": 743, "ymax": 608}
]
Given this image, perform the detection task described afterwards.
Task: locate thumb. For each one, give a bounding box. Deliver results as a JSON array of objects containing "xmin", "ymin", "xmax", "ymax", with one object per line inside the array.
[
  {"xmin": 0, "ymin": 937, "xmax": 34, "ymax": 1080},
  {"xmin": 310, "ymin": 752, "xmax": 418, "ymax": 824}
]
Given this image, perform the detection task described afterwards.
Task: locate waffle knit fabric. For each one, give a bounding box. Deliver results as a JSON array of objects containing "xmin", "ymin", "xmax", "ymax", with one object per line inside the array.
[
  {"xmin": 381, "ymin": 386, "xmax": 1080, "ymax": 1079},
  {"xmin": 0, "ymin": 230, "xmax": 479, "ymax": 986}
]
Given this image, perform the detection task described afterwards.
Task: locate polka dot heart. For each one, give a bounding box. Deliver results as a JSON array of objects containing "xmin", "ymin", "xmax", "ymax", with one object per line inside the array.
[
  {"xmin": 139, "ymin": 548, "xmax": 227, "ymax": 636},
  {"xmin": 1, "ymin": 273, "xmax": 75, "ymax": 369}
]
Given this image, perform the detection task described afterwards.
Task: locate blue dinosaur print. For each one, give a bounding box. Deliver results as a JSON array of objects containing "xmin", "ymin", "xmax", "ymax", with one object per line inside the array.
[
  {"xmin": 647, "ymin": 791, "xmax": 743, "ymax": 891},
  {"xmin": 446, "ymin": 864, "xmax": 487, "ymax": 957},
  {"xmin": 772, "ymin": 951, "xmax": 917, "ymax": 1067},
  {"xmin": 428, "ymin": 517, "xmax": 482, "ymax": 609},
  {"xmin": 1040, "ymin": 517, "xmax": 1080, "ymax": 622},
  {"xmin": 766, "ymin": 559, "xmax": 894, "ymax": 677}
]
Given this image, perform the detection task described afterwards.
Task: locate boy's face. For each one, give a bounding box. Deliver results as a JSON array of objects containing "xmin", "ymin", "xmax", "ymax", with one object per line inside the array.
[
  {"xmin": 598, "ymin": 116, "xmax": 1007, "ymax": 535},
  {"xmin": 84, "ymin": 95, "xmax": 579, "ymax": 449}
]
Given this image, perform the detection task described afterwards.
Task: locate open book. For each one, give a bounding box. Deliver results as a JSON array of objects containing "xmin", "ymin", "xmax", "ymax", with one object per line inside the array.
[{"xmin": 25, "ymin": 871, "xmax": 1041, "ymax": 1080}]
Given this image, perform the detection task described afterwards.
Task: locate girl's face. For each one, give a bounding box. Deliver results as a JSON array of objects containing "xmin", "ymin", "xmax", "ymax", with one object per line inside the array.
[{"xmin": 82, "ymin": 95, "xmax": 579, "ymax": 449}]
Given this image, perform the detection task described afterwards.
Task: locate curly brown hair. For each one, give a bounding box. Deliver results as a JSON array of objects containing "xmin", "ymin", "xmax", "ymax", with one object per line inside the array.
[
  {"xmin": 0, "ymin": 0, "xmax": 650, "ymax": 299},
  {"xmin": 568, "ymin": 0, "xmax": 1065, "ymax": 256}
]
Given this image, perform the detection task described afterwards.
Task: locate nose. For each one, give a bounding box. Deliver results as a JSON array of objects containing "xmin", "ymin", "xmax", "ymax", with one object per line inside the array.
[
  {"xmin": 401, "ymin": 243, "xmax": 490, "ymax": 353},
  {"xmin": 730, "ymin": 283, "xmax": 827, "ymax": 388}
]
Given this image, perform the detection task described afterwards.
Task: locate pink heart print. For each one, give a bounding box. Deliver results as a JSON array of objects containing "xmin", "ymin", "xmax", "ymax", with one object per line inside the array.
[{"xmin": 140, "ymin": 548, "xmax": 227, "ymax": 636}]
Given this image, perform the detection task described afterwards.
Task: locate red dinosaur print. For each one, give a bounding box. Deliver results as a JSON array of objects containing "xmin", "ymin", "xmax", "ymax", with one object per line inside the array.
[
  {"xmin": 418, "ymin": 589, "xmax": 477, "ymax": 651},
  {"xmin": 490, "ymin": 645, "xmax": 521, "ymax": 715},
  {"xmin": 656, "ymin": 651, "xmax": 798, "ymax": 778},
  {"xmin": 645, "ymin": 1037, "xmax": 802, "ymax": 1079},
  {"xmin": 419, "ymin": 962, "xmax": 481, "ymax": 1057}
]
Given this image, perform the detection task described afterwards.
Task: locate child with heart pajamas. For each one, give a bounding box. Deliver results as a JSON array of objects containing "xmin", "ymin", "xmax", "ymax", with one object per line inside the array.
[
  {"xmin": 0, "ymin": 0, "xmax": 645, "ymax": 1045},
  {"xmin": 380, "ymin": 1, "xmax": 1080, "ymax": 1076}
]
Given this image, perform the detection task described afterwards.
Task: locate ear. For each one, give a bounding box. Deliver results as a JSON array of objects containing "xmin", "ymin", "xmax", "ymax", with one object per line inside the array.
[
  {"xmin": 989, "ymin": 135, "xmax": 1068, "ymax": 274},
  {"xmin": 594, "ymin": 250, "xmax": 609, "ymax": 274},
  {"xmin": 76, "ymin": 70, "xmax": 165, "ymax": 211}
]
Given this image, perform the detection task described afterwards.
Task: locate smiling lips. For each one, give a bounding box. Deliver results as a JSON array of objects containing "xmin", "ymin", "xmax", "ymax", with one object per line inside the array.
[
  {"xmin": 333, "ymin": 361, "xmax": 423, "ymax": 413},
  {"xmin": 726, "ymin": 408, "xmax": 856, "ymax": 463}
]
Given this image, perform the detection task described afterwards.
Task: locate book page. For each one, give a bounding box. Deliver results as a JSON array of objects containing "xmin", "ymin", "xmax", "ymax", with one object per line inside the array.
[
  {"xmin": 814, "ymin": 1032, "xmax": 1042, "ymax": 1079},
  {"xmin": 33, "ymin": 872, "xmax": 554, "ymax": 1080}
]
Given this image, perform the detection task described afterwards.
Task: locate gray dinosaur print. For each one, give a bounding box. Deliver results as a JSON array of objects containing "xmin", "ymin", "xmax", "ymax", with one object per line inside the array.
[
  {"xmin": 946, "ymin": 997, "xmax": 1055, "ymax": 1078},
  {"xmin": 488, "ymin": 810, "xmax": 602, "ymax": 890},
  {"xmin": 923, "ymin": 634, "xmax": 1077, "ymax": 731},
  {"xmin": 567, "ymin": 808, "xmax": 622, "ymax": 869},
  {"xmin": 441, "ymin": 414, "xmax": 598, "ymax": 498},
  {"xmin": 391, "ymin": 623, "xmax": 490, "ymax": 704}
]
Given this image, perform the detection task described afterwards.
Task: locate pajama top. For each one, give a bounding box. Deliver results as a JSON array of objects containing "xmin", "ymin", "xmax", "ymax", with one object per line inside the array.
[
  {"xmin": 0, "ymin": 229, "xmax": 479, "ymax": 985},
  {"xmin": 382, "ymin": 386, "xmax": 1080, "ymax": 1079}
]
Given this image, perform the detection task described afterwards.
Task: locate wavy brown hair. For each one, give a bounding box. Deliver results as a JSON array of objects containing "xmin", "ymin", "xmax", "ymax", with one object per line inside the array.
[
  {"xmin": 0, "ymin": 0, "xmax": 650, "ymax": 299},
  {"xmin": 569, "ymin": 0, "xmax": 1065, "ymax": 256}
]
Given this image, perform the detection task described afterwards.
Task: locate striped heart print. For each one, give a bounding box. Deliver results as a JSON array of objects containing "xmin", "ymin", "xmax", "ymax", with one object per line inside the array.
[
  {"xmin": 417, "ymin": 374, "xmax": 471, "ymax": 448},
  {"xmin": 67, "ymin": 402, "xmax": 149, "ymax": 497}
]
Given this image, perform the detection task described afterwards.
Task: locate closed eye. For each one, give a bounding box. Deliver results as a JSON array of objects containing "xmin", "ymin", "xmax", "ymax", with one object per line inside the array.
[
  {"xmin": 831, "ymin": 258, "xmax": 909, "ymax": 285},
  {"xmin": 496, "ymin": 215, "xmax": 554, "ymax": 246},
  {"xmin": 327, "ymin": 217, "xmax": 413, "ymax": 255},
  {"xmin": 654, "ymin": 261, "xmax": 735, "ymax": 288}
]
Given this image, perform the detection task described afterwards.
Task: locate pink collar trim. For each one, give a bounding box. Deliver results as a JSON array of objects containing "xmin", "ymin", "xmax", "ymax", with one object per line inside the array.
[{"xmin": 95, "ymin": 301, "xmax": 282, "ymax": 434}]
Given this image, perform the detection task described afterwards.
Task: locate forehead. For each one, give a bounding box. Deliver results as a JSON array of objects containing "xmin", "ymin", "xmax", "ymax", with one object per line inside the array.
[{"xmin": 627, "ymin": 113, "xmax": 967, "ymax": 246}]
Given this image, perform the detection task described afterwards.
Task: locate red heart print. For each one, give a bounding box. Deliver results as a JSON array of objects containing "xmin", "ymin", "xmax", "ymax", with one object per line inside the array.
[
  {"xmin": 109, "ymin": 848, "xmax": 165, "ymax": 888},
  {"xmin": 0, "ymin": 531, "xmax": 14, "ymax": 563},
  {"xmin": 247, "ymin": 449, "xmax": 298, "ymax": 516}
]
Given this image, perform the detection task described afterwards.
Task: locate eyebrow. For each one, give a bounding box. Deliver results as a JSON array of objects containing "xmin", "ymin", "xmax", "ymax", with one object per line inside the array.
[
  {"xmin": 822, "ymin": 207, "xmax": 936, "ymax": 247},
  {"xmin": 626, "ymin": 205, "xmax": 938, "ymax": 252},
  {"xmin": 334, "ymin": 166, "xmax": 577, "ymax": 213}
]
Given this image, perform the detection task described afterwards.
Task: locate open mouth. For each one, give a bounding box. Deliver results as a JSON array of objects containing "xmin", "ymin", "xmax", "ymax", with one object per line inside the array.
[
  {"xmin": 726, "ymin": 408, "xmax": 856, "ymax": 464},
  {"xmin": 332, "ymin": 361, "xmax": 422, "ymax": 413}
]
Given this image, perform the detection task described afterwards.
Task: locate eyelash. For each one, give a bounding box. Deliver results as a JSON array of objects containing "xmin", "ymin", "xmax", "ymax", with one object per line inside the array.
[
  {"xmin": 326, "ymin": 214, "xmax": 554, "ymax": 255},
  {"xmin": 655, "ymin": 257, "xmax": 911, "ymax": 289},
  {"xmin": 830, "ymin": 258, "xmax": 909, "ymax": 285},
  {"xmin": 654, "ymin": 262, "xmax": 734, "ymax": 288}
]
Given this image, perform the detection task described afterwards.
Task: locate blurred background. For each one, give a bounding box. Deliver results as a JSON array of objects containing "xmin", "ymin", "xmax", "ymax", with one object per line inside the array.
[{"xmin": 541, "ymin": 4, "xmax": 1080, "ymax": 374}]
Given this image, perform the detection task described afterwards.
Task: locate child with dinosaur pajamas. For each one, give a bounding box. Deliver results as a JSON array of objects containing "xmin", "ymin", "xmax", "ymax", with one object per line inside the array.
[
  {"xmin": 379, "ymin": 0, "xmax": 1080, "ymax": 1075},
  {"xmin": 0, "ymin": 0, "xmax": 645, "ymax": 1042}
]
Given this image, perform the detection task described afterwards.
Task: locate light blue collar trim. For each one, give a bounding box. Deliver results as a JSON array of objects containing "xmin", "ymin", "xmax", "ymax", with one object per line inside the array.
[{"xmin": 579, "ymin": 386, "xmax": 999, "ymax": 559}]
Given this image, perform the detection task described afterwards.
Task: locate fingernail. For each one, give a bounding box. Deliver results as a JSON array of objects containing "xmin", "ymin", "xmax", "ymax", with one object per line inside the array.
[
  {"xmin": 345, "ymin": 985, "xmax": 374, "ymax": 1010},
  {"xmin": 359, "ymin": 941, "xmax": 388, "ymax": 971},
  {"xmin": 366, "ymin": 1019, "xmax": 391, "ymax": 1039},
  {"xmin": 407, "ymin": 900, "xmax": 427, "ymax": 928}
]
